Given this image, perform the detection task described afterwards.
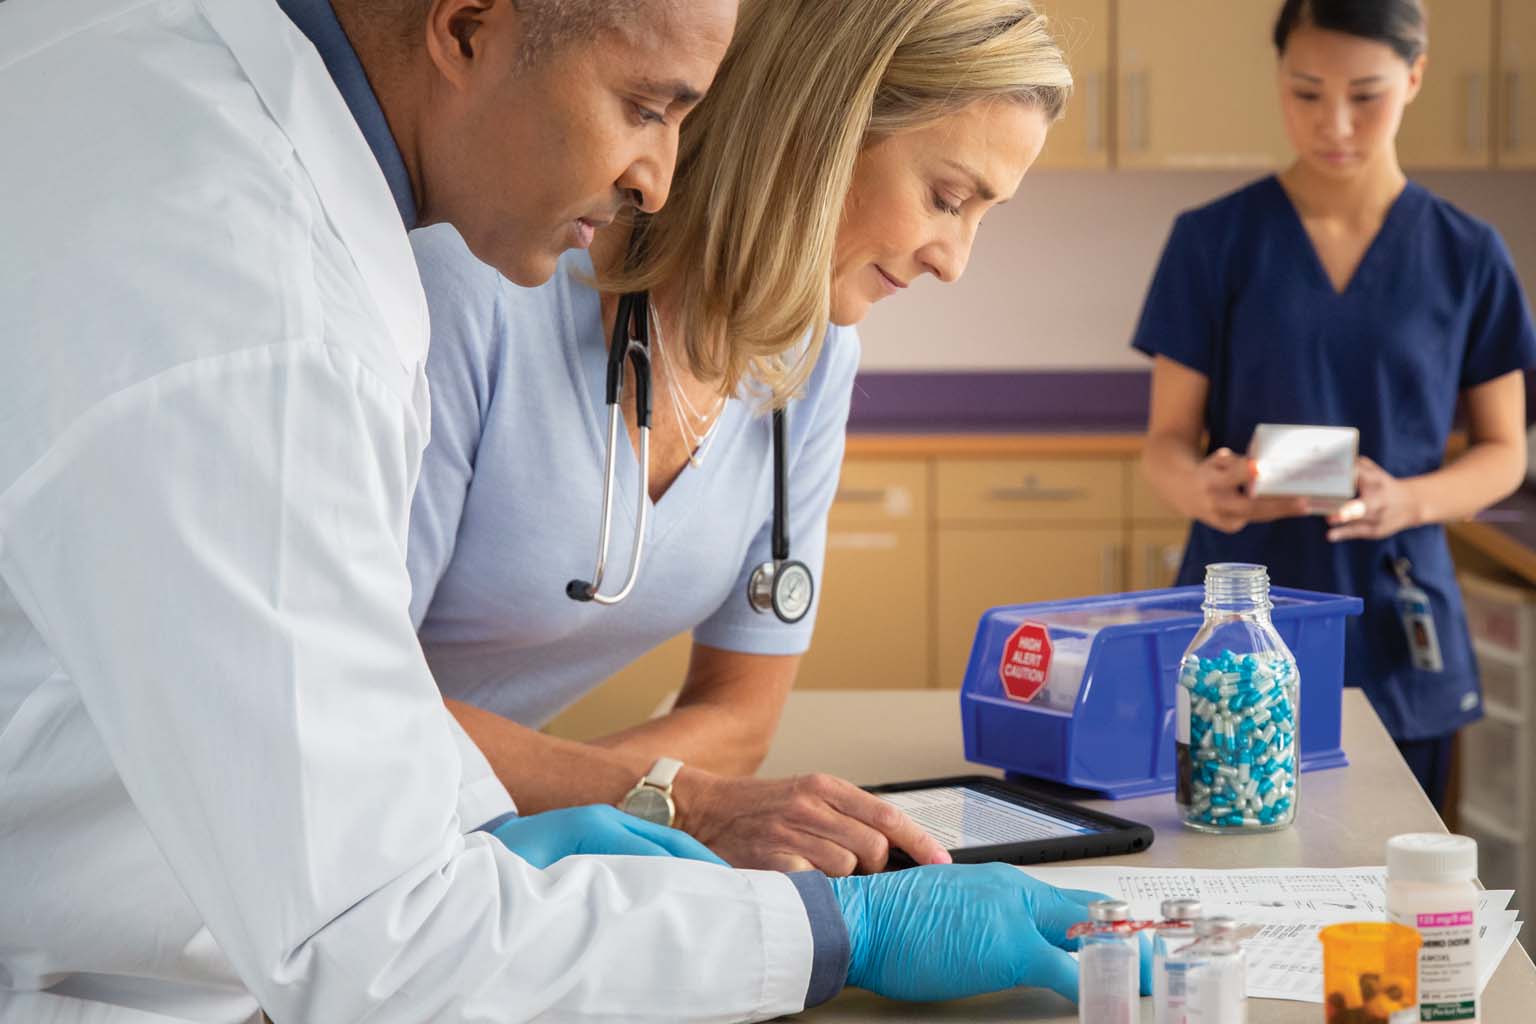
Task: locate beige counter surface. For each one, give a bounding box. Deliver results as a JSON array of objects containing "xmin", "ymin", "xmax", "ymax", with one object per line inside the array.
[{"xmin": 759, "ymin": 689, "xmax": 1536, "ymax": 1022}]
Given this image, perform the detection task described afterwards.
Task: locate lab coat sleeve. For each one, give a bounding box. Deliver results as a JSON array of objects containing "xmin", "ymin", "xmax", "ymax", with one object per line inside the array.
[
  {"xmin": 406, "ymin": 224, "xmax": 506, "ymax": 630},
  {"xmin": 0, "ymin": 343, "xmax": 819, "ymax": 1023},
  {"xmin": 693, "ymin": 325, "xmax": 861, "ymax": 655}
]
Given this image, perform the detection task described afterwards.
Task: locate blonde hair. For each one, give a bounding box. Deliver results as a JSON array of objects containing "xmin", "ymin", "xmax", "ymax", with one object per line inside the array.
[{"xmin": 601, "ymin": 0, "xmax": 1072, "ymax": 408}]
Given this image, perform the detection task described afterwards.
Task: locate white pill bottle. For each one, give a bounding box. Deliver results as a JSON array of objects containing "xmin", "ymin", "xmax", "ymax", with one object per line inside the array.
[{"xmin": 1385, "ymin": 833, "xmax": 1479, "ymax": 1023}]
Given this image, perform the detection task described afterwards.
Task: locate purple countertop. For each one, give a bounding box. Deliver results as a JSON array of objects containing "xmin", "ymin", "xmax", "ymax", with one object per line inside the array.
[{"xmin": 847, "ymin": 370, "xmax": 1149, "ymax": 433}]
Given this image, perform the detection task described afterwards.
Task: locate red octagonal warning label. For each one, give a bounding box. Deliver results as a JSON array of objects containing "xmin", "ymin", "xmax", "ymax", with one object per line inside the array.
[{"xmin": 999, "ymin": 622, "xmax": 1053, "ymax": 702}]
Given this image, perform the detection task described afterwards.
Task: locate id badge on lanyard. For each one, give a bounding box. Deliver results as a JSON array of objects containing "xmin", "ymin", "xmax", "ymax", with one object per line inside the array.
[{"xmin": 1393, "ymin": 558, "xmax": 1444, "ymax": 673}]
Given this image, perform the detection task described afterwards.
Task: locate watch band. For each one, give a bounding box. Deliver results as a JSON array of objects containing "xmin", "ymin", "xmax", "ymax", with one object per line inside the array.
[{"xmin": 642, "ymin": 756, "xmax": 684, "ymax": 791}]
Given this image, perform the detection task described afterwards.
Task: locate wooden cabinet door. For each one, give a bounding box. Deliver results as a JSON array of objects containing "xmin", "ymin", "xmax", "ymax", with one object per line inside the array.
[
  {"xmin": 799, "ymin": 526, "xmax": 931, "ymax": 689},
  {"xmin": 1398, "ymin": 0, "xmax": 1496, "ymax": 169},
  {"xmin": 799, "ymin": 460, "xmax": 932, "ymax": 689},
  {"xmin": 1032, "ymin": 0, "xmax": 1113, "ymax": 169},
  {"xmin": 1500, "ymin": 0, "xmax": 1536, "ymax": 168},
  {"xmin": 1117, "ymin": 1, "xmax": 1291, "ymax": 169},
  {"xmin": 1130, "ymin": 523, "xmax": 1192, "ymax": 591},
  {"xmin": 934, "ymin": 525, "xmax": 1125, "ymax": 686},
  {"xmin": 544, "ymin": 632, "xmax": 692, "ymax": 742}
]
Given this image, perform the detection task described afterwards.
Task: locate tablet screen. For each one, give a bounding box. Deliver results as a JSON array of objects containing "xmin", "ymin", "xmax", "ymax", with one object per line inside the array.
[{"xmin": 878, "ymin": 784, "xmax": 1102, "ymax": 849}]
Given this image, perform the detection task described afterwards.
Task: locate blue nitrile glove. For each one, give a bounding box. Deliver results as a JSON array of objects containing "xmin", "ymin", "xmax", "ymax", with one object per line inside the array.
[
  {"xmin": 489, "ymin": 805, "xmax": 728, "ymax": 869},
  {"xmin": 828, "ymin": 863, "xmax": 1117, "ymax": 1004}
]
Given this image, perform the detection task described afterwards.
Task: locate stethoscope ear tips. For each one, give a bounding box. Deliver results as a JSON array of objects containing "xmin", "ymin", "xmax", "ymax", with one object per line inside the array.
[{"xmin": 566, "ymin": 579, "xmax": 596, "ymax": 602}]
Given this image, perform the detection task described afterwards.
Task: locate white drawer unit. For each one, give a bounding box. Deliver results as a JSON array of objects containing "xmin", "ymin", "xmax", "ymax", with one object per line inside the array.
[{"xmin": 1456, "ymin": 572, "xmax": 1536, "ymax": 949}]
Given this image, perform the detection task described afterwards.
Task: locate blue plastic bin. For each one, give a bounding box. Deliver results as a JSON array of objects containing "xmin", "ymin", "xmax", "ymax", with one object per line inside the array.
[{"xmin": 959, "ymin": 587, "xmax": 1363, "ymax": 799}]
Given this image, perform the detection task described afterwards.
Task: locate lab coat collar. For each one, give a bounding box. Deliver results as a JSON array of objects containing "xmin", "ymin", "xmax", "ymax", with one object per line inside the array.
[
  {"xmin": 274, "ymin": 0, "xmax": 418, "ymax": 228},
  {"xmin": 199, "ymin": 0, "xmax": 428, "ymax": 372}
]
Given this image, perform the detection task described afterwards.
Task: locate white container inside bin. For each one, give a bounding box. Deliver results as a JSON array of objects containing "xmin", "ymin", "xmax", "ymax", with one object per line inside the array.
[
  {"xmin": 1037, "ymin": 634, "xmax": 1091, "ymax": 711},
  {"xmin": 1025, "ymin": 606, "xmax": 1195, "ymax": 711}
]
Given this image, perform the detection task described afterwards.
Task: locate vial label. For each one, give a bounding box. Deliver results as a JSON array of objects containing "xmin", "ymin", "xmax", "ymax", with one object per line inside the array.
[
  {"xmin": 1389, "ymin": 908, "xmax": 1478, "ymax": 1021},
  {"xmin": 1184, "ymin": 957, "xmax": 1246, "ymax": 1024},
  {"xmin": 1079, "ymin": 942, "xmax": 1138, "ymax": 1024}
]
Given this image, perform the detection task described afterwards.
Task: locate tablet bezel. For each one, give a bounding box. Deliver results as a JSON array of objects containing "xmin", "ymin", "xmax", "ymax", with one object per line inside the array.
[{"xmin": 867, "ymin": 774, "xmax": 1155, "ymax": 870}]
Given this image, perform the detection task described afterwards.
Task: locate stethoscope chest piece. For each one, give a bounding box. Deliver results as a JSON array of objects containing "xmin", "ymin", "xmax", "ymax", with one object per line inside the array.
[{"xmin": 748, "ymin": 558, "xmax": 814, "ymax": 624}]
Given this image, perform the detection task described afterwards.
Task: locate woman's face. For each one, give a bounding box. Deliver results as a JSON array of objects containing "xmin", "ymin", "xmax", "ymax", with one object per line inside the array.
[
  {"xmin": 1276, "ymin": 24, "xmax": 1424, "ymax": 181},
  {"xmin": 830, "ymin": 99, "xmax": 1048, "ymax": 325}
]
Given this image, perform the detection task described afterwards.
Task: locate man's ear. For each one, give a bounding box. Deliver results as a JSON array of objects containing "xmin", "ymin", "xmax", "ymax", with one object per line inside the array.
[{"xmin": 423, "ymin": 0, "xmax": 515, "ymax": 89}]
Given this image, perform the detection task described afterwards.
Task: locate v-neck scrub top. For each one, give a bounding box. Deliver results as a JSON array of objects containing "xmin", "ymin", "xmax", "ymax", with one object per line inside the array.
[
  {"xmin": 407, "ymin": 225, "xmax": 859, "ymax": 727},
  {"xmin": 1132, "ymin": 176, "xmax": 1536, "ymax": 741}
]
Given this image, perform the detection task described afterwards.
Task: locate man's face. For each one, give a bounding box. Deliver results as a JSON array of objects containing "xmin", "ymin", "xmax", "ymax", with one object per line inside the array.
[{"xmin": 416, "ymin": 0, "xmax": 737, "ymax": 286}]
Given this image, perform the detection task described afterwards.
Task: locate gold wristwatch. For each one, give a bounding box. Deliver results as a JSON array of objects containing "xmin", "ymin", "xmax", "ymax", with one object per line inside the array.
[{"xmin": 618, "ymin": 756, "xmax": 684, "ymax": 827}]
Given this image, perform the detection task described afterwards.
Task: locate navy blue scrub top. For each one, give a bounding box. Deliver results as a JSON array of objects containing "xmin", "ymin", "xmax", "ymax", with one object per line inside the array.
[{"xmin": 1132, "ymin": 176, "xmax": 1536, "ymax": 741}]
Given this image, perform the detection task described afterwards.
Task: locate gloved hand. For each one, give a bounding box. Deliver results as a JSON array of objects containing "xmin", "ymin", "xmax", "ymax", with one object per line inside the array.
[
  {"xmin": 829, "ymin": 863, "xmax": 1117, "ymax": 1003},
  {"xmin": 490, "ymin": 805, "xmax": 728, "ymax": 869}
]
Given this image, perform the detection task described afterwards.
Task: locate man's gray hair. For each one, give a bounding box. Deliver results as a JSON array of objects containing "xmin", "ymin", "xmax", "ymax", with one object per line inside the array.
[{"xmin": 369, "ymin": 0, "xmax": 646, "ymax": 64}]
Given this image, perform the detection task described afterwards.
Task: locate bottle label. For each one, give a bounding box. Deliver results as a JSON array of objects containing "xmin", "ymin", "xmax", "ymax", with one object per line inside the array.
[{"xmin": 1389, "ymin": 907, "xmax": 1477, "ymax": 1021}]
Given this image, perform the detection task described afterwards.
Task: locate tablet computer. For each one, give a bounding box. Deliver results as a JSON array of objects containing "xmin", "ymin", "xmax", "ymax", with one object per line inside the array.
[{"xmin": 867, "ymin": 775, "xmax": 1154, "ymax": 870}]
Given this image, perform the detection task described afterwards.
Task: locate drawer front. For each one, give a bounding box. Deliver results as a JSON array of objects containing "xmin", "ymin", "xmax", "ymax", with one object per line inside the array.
[
  {"xmin": 936, "ymin": 459, "xmax": 1125, "ymax": 524},
  {"xmin": 1474, "ymin": 642, "xmax": 1531, "ymax": 717},
  {"xmin": 1462, "ymin": 581, "xmax": 1536, "ymax": 661},
  {"xmin": 829, "ymin": 459, "xmax": 929, "ymax": 528},
  {"xmin": 1459, "ymin": 707, "xmax": 1523, "ymax": 825}
]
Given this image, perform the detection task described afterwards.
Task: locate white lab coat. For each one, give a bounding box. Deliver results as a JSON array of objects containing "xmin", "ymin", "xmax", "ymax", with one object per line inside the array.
[{"xmin": 0, "ymin": 0, "xmax": 817, "ymax": 1021}]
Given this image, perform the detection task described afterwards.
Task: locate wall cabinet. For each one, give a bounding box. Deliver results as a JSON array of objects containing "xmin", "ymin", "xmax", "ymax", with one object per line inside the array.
[
  {"xmin": 1502, "ymin": 0, "xmax": 1536, "ymax": 168},
  {"xmin": 1033, "ymin": 0, "xmax": 1113, "ymax": 169},
  {"xmin": 1397, "ymin": 0, "xmax": 1496, "ymax": 169},
  {"xmin": 1116, "ymin": 0, "xmax": 1291, "ymax": 169},
  {"xmin": 1021, "ymin": 0, "xmax": 1530, "ymax": 172}
]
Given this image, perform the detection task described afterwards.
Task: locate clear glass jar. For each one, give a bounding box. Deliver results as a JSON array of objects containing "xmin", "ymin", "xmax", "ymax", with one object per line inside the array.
[
  {"xmin": 1078, "ymin": 899, "xmax": 1139, "ymax": 1024},
  {"xmin": 1176, "ymin": 563, "xmax": 1299, "ymax": 833}
]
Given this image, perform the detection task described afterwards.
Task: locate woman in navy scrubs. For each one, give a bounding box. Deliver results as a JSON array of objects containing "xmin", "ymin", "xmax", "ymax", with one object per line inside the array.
[{"xmin": 1135, "ymin": 0, "xmax": 1536, "ymax": 811}]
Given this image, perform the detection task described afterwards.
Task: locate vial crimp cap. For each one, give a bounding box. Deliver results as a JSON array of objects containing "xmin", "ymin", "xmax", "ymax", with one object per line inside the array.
[
  {"xmin": 1088, "ymin": 899, "xmax": 1132, "ymax": 923},
  {"xmin": 1160, "ymin": 898, "xmax": 1204, "ymax": 921},
  {"xmin": 1386, "ymin": 833, "xmax": 1478, "ymax": 884},
  {"xmin": 1195, "ymin": 916, "xmax": 1239, "ymax": 938}
]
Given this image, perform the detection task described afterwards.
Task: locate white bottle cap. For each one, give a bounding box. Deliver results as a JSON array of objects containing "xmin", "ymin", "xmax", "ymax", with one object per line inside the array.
[{"xmin": 1386, "ymin": 833, "xmax": 1478, "ymax": 884}]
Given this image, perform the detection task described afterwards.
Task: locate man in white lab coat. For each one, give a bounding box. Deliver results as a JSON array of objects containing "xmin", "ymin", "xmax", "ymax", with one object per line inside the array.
[{"xmin": 0, "ymin": 1, "xmax": 1099, "ymax": 1021}]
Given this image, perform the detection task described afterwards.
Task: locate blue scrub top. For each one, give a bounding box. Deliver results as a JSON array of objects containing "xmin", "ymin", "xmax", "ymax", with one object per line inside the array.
[{"xmin": 1132, "ymin": 176, "xmax": 1536, "ymax": 741}]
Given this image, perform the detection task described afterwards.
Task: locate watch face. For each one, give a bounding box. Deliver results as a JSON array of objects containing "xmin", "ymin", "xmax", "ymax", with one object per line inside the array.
[
  {"xmin": 623, "ymin": 785, "xmax": 674, "ymax": 826},
  {"xmin": 773, "ymin": 561, "xmax": 814, "ymax": 623}
]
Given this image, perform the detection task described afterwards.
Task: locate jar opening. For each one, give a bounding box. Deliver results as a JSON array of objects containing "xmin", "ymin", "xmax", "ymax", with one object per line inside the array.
[{"xmin": 1203, "ymin": 562, "xmax": 1271, "ymax": 611}]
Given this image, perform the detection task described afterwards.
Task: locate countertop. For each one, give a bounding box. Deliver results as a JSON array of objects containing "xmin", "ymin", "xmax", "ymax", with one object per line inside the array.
[{"xmin": 758, "ymin": 688, "xmax": 1536, "ymax": 1022}]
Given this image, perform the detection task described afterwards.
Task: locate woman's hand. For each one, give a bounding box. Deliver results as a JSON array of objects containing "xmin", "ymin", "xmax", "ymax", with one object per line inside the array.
[
  {"xmin": 1192, "ymin": 448, "xmax": 1309, "ymax": 534},
  {"xmin": 1326, "ymin": 456, "xmax": 1423, "ymax": 542},
  {"xmin": 674, "ymin": 769, "xmax": 952, "ymax": 876}
]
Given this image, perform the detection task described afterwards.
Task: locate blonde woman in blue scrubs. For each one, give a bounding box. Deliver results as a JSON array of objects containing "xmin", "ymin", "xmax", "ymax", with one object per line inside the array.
[
  {"xmin": 1136, "ymin": 0, "xmax": 1536, "ymax": 811},
  {"xmin": 409, "ymin": 0, "xmax": 1075, "ymax": 876}
]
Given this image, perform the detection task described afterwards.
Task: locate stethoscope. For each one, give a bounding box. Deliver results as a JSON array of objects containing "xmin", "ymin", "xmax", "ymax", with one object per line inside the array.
[{"xmin": 565, "ymin": 290, "xmax": 815, "ymax": 624}]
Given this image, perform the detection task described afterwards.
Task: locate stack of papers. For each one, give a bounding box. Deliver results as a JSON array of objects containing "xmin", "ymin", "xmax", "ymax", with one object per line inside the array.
[{"xmin": 1020, "ymin": 865, "xmax": 1521, "ymax": 1003}]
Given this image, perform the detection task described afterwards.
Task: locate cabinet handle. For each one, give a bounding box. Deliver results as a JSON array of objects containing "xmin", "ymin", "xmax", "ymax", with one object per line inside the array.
[
  {"xmin": 987, "ymin": 479, "xmax": 1089, "ymax": 503},
  {"xmin": 1507, "ymin": 71, "xmax": 1522, "ymax": 152},
  {"xmin": 1144, "ymin": 545, "xmax": 1161, "ymax": 590},
  {"xmin": 1464, "ymin": 72, "xmax": 1488, "ymax": 153},
  {"xmin": 1085, "ymin": 70, "xmax": 1106, "ymax": 152},
  {"xmin": 1102, "ymin": 543, "xmax": 1124, "ymax": 593},
  {"xmin": 1127, "ymin": 71, "xmax": 1149, "ymax": 152},
  {"xmin": 835, "ymin": 488, "xmax": 890, "ymax": 505}
]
